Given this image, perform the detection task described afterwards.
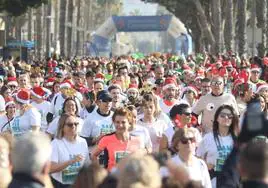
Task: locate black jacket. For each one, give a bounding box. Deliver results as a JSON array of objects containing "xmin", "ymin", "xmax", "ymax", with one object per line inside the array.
[
  {"xmin": 242, "ymin": 180, "xmax": 268, "ymax": 188},
  {"xmin": 8, "ymin": 173, "xmax": 45, "ymax": 188}
]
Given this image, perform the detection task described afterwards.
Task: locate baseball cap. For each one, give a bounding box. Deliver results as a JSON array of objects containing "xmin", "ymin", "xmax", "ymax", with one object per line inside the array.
[{"xmin": 97, "ymin": 90, "xmax": 112, "ymax": 102}]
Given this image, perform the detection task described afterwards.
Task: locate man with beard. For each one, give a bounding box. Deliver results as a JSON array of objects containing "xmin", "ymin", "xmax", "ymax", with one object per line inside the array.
[
  {"xmin": 108, "ymin": 84, "xmax": 125, "ymax": 110},
  {"xmin": 159, "ymin": 78, "xmax": 187, "ymax": 114}
]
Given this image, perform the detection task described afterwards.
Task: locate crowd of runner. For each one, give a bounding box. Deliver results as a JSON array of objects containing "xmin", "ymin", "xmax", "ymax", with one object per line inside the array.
[{"xmin": 0, "ymin": 52, "xmax": 267, "ymax": 188}]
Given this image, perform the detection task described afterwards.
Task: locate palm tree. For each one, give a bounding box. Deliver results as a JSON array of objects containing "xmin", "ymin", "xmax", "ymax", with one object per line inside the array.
[
  {"xmin": 237, "ymin": 0, "xmax": 247, "ymax": 56},
  {"xmin": 211, "ymin": 0, "xmax": 222, "ymax": 53},
  {"xmin": 66, "ymin": 0, "xmax": 73, "ymax": 56},
  {"xmin": 256, "ymin": 0, "xmax": 267, "ymax": 56},
  {"xmin": 59, "ymin": 0, "xmax": 67, "ymax": 57},
  {"xmin": 36, "ymin": 6, "xmax": 43, "ymax": 59},
  {"xmin": 224, "ymin": 0, "xmax": 234, "ymax": 51},
  {"xmin": 45, "ymin": 0, "xmax": 52, "ymax": 57}
]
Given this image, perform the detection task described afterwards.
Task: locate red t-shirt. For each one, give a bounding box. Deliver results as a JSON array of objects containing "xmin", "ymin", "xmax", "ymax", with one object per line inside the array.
[{"xmin": 98, "ymin": 134, "xmax": 141, "ymax": 171}]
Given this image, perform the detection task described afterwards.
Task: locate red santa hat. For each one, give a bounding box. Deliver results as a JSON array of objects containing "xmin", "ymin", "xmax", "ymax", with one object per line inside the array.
[
  {"xmin": 7, "ymin": 77, "xmax": 18, "ymax": 87},
  {"xmin": 183, "ymin": 85, "xmax": 199, "ymax": 97},
  {"xmin": 95, "ymin": 73, "xmax": 105, "ymax": 82},
  {"xmin": 163, "ymin": 78, "xmax": 177, "ymax": 91},
  {"xmin": 127, "ymin": 83, "xmax": 139, "ymax": 93},
  {"xmin": 60, "ymin": 80, "xmax": 73, "ymax": 89},
  {"xmin": 256, "ymin": 83, "xmax": 268, "ymax": 93},
  {"xmin": 31, "ymin": 86, "xmax": 45, "ymax": 99},
  {"xmin": 223, "ymin": 61, "xmax": 233, "ymax": 68},
  {"xmin": 250, "ymin": 64, "xmax": 261, "ymax": 72},
  {"xmin": 16, "ymin": 89, "xmax": 30, "ymax": 104},
  {"xmin": 5, "ymin": 96, "xmax": 15, "ymax": 108},
  {"xmin": 45, "ymin": 77, "xmax": 56, "ymax": 87}
]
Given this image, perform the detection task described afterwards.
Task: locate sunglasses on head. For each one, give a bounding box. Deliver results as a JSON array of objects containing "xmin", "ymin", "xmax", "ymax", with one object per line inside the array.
[
  {"xmin": 211, "ymin": 81, "xmax": 223, "ymax": 86},
  {"xmin": 219, "ymin": 112, "xmax": 233, "ymax": 119},
  {"xmin": 65, "ymin": 122, "xmax": 79, "ymax": 128},
  {"xmin": 180, "ymin": 137, "xmax": 196, "ymax": 144}
]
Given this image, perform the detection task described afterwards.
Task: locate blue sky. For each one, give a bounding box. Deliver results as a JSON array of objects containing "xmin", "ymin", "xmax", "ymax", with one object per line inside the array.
[{"xmin": 123, "ymin": 0, "xmax": 158, "ymax": 15}]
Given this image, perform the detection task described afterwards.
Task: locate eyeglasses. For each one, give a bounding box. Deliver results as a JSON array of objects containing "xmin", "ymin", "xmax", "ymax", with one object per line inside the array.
[
  {"xmin": 182, "ymin": 112, "xmax": 192, "ymax": 116},
  {"xmin": 65, "ymin": 122, "xmax": 79, "ymax": 128},
  {"xmin": 211, "ymin": 81, "xmax": 223, "ymax": 86},
  {"xmin": 180, "ymin": 137, "xmax": 196, "ymax": 144},
  {"xmin": 8, "ymin": 85, "xmax": 17, "ymax": 89},
  {"xmin": 219, "ymin": 112, "xmax": 233, "ymax": 119},
  {"xmin": 251, "ymin": 71, "xmax": 260, "ymax": 74}
]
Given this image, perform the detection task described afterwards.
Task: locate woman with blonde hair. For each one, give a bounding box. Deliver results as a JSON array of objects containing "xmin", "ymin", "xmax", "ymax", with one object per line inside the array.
[
  {"xmin": 137, "ymin": 93, "xmax": 169, "ymax": 152},
  {"xmin": 50, "ymin": 113, "xmax": 89, "ymax": 187},
  {"xmin": 171, "ymin": 128, "xmax": 211, "ymax": 188}
]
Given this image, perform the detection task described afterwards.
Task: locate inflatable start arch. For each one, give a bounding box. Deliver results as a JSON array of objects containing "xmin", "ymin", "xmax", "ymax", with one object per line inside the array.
[{"xmin": 88, "ymin": 15, "xmax": 192, "ymax": 56}]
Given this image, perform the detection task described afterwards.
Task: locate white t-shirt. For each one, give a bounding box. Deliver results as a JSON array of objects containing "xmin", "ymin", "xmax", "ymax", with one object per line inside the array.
[
  {"xmin": 31, "ymin": 100, "xmax": 51, "ymax": 132},
  {"xmin": 196, "ymin": 132, "xmax": 234, "ymax": 188},
  {"xmin": 137, "ymin": 118, "xmax": 168, "ymax": 152},
  {"xmin": 49, "ymin": 93, "xmax": 82, "ymax": 118},
  {"xmin": 159, "ymin": 98, "xmax": 189, "ymax": 115},
  {"xmin": 0, "ymin": 115, "xmax": 14, "ymax": 133},
  {"xmin": 80, "ymin": 110, "xmax": 114, "ymax": 138},
  {"xmin": 50, "ymin": 137, "xmax": 90, "ymax": 185},
  {"xmin": 46, "ymin": 116, "xmax": 84, "ymax": 137},
  {"xmin": 131, "ymin": 124, "xmax": 152, "ymax": 150},
  {"xmin": 10, "ymin": 107, "xmax": 41, "ymax": 137},
  {"xmin": 171, "ymin": 155, "xmax": 211, "ymax": 188}
]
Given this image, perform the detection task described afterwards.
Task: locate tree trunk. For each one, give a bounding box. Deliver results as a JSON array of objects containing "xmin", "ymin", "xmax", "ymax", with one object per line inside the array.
[
  {"xmin": 191, "ymin": 0, "xmax": 215, "ymax": 53},
  {"xmin": 66, "ymin": 0, "xmax": 73, "ymax": 56},
  {"xmin": 256, "ymin": 0, "xmax": 267, "ymax": 57},
  {"xmin": 224, "ymin": 0, "xmax": 234, "ymax": 51},
  {"xmin": 76, "ymin": 0, "xmax": 81, "ymax": 56},
  {"xmin": 59, "ymin": 0, "xmax": 67, "ymax": 57},
  {"xmin": 36, "ymin": 6, "xmax": 43, "ymax": 59},
  {"xmin": 46, "ymin": 1, "xmax": 52, "ymax": 57},
  {"xmin": 27, "ymin": 9, "xmax": 32, "ymax": 41},
  {"xmin": 211, "ymin": 0, "xmax": 221, "ymax": 53},
  {"xmin": 237, "ymin": 0, "xmax": 247, "ymax": 56}
]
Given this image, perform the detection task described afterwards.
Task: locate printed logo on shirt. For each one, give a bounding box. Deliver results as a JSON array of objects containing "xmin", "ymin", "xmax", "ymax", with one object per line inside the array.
[
  {"xmin": 100, "ymin": 124, "xmax": 115, "ymax": 136},
  {"xmin": 10, "ymin": 117, "xmax": 22, "ymax": 137},
  {"xmin": 115, "ymin": 151, "xmax": 129, "ymax": 164},
  {"xmin": 62, "ymin": 154, "xmax": 81, "ymax": 184},
  {"xmin": 215, "ymin": 145, "xmax": 232, "ymax": 172}
]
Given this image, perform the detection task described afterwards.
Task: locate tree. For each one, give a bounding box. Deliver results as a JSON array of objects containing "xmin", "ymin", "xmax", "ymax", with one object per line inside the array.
[
  {"xmin": 59, "ymin": 0, "xmax": 67, "ymax": 56},
  {"xmin": 237, "ymin": 0, "xmax": 247, "ymax": 56},
  {"xmin": 0, "ymin": 0, "xmax": 47, "ymax": 17}
]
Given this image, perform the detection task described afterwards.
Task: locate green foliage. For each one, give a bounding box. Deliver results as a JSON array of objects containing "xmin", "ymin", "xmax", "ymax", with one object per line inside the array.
[{"xmin": 0, "ymin": 0, "xmax": 47, "ymax": 16}]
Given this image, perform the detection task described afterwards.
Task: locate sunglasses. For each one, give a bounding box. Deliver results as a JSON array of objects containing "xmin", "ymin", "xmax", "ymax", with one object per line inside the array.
[
  {"xmin": 211, "ymin": 81, "xmax": 223, "ymax": 86},
  {"xmin": 182, "ymin": 112, "xmax": 192, "ymax": 116},
  {"xmin": 251, "ymin": 71, "xmax": 260, "ymax": 74},
  {"xmin": 219, "ymin": 112, "xmax": 233, "ymax": 119},
  {"xmin": 8, "ymin": 85, "xmax": 17, "ymax": 88},
  {"xmin": 65, "ymin": 122, "xmax": 79, "ymax": 128},
  {"xmin": 180, "ymin": 137, "xmax": 196, "ymax": 144}
]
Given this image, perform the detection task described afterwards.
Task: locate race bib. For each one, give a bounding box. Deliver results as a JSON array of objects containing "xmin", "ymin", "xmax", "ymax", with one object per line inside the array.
[{"xmin": 115, "ymin": 151, "xmax": 129, "ymax": 164}]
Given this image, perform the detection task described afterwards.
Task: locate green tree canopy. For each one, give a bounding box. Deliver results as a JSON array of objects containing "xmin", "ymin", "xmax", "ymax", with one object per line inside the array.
[{"xmin": 0, "ymin": 0, "xmax": 47, "ymax": 16}]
